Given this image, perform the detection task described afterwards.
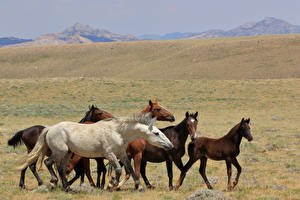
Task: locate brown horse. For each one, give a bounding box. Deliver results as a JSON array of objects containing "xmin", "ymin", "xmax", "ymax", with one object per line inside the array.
[
  {"xmin": 175, "ymin": 118, "xmax": 252, "ymax": 191},
  {"xmin": 7, "ymin": 105, "xmax": 113, "ymax": 189},
  {"xmin": 65, "ymin": 99, "xmax": 175, "ymax": 189},
  {"xmin": 118, "ymin": 112, "xmax": 198, "ymax": 191}
]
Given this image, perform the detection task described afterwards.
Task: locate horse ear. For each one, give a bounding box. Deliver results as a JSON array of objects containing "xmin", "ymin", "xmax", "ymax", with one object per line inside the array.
[
  {"xmin": 149, "ymin": 117, "xmax": 157, "ymax": 131},
  {"xmin": 91, "ymin": 105, "xmax": 95, "ymax": 109},
  {"xmin": 240, "ymin": 118, "xmax": 245, "ymax": 124},
  {"xmin": 194, "ymin": 111, "xmax": 198, "ymax": 119},
  {"xmin": 185, "ymin": 111, "xmax": 189, "ymax": 118},
  {"xmin": 89, "ymin": 105, "xmax": 91, "ymax": 110},
  {"xmin": 246, "ymin": 118, "xmax": 250, "ymax": 123},
  {"xmin": 149, "ymin": 100, "xmax": 153, "ymax": 110}
]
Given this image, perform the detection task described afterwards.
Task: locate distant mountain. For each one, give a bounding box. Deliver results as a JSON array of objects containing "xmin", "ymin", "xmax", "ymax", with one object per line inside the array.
[
  {"xmin": 13, "ymin": 23, "xmax": 138, "ymax": 46},
  {"xmin": 0, "ymin": 37, "xmax": 32, "ymax": 47},
  {"xmin": 140, "ymin": 17, "xmax": 300, "ymax": 40},
  {"xmin": 2, "ymin": 17, "xmax": 300, "ymax": 47},
  {"xmin": 139, "ymin": 32, "xmax": 200, "ymax": 40},
  {"xmin": 190, "ymin": 17, "xmax": 300, "ymax": 39}
]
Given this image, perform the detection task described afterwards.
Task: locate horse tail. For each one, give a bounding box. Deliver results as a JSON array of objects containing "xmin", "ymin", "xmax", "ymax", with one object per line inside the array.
[
  {"xmin": 7, "ymin": 130, "xmax": 24, "ymax": 148},
  {"xmin": 15, "ymin": 127, "xmax": 49, "ymax": 171}
]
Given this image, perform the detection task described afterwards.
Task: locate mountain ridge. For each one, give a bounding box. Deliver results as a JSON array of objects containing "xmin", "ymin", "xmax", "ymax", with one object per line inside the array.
[{"xmin": 2, "ymin": 17, "xmax": 300, "ymax": 47}]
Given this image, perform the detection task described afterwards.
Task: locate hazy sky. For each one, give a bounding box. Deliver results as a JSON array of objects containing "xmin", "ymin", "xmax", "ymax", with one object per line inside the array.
[{"xmin": 1, "ymin": 0, "xmax": 300, "ymax": 38}]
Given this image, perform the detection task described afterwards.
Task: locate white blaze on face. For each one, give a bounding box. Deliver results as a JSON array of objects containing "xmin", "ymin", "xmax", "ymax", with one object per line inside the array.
[{"xmin": 190, "ymin": 118, "xmax": 196, "ymax": 137}]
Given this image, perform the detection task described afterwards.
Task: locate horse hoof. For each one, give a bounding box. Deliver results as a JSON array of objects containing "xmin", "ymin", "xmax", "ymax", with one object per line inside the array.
[
  {"xmin": 169, "ymin": 186, "xmax": 174, "ymax": 191},
  {"xmin": 147, "ymin": 185, "xmax": 155, "ymax": 190},
  {"xmin": 106, "ymin": 186, "xmax": 112, "ymax": 192},
  {"xmin": 64, "ymin": 186, "xmax": 74, "ymax": 193},
  {"xmin": 232, "ymin": 180, "xmax": 238, "ymax": 188}
]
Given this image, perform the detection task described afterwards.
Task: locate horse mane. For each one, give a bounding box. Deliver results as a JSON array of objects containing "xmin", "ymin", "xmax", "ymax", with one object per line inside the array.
[
  {"xmin": 224, "ymin": 122, "xmax": 241, "ymax": 138},
  {"xmin": 116, "ymin": 112, "xmax": 153, "ymax": 126}
]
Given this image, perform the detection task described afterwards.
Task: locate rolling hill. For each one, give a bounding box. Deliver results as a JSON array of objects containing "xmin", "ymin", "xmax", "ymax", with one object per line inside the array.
[{"xmin": 0, "ymin": 34, "xmax": 300, "ymax": 80}]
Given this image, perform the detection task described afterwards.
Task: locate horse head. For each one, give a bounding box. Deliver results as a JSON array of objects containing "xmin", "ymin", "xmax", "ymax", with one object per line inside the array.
[
  {"xmin": 185, "ymin": 111, "xmax": 198, "ymax": 141},
  {"xmin": 239, "ymin": 118, "xmax": 252, "ymax": 141},
  {"xmin": 142, "ymin": 99, "xmax": 175, "ymax": 122},
  {"xmin": 89, "ymin": 105, "xmax": 114, "ymax": 122}
]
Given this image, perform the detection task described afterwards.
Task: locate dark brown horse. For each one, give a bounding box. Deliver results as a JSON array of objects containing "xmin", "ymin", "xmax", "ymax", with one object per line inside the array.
[
  {"xmin": 7, "ymin": 105, "xmax": 113, "ymax": 189},
  {"xmin": 118, "ymin": 112, "xmax": 198, "ymax": 191},
  {"xmin": 175, "ymin": 118, "xmax": 252, "ymax": 191},
  {"xmin": 65, "ymin": 99, "xmax": 175, "ymax": 189}
]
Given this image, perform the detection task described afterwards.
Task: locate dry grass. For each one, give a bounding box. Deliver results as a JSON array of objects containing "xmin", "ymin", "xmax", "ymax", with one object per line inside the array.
[
  {"xmin": 0, "ymin": 78, "xmax": 299, "ymax": 200},
  {"xmin": 1, "ymin": 34, "xmax": 300, "ymax": 80}
]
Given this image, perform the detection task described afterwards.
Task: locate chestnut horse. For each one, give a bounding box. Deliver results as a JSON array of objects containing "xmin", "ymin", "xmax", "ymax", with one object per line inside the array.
[
  {"xmin": 65, "ymin": 99, "xmax": 175, "ymax": 189},
  {"xmin": 7, "ymin": 105, "xmax": 113, "ymax": 188},
  {"xmin": 118, "ymin": 112, "xmax": 198, "ymax": 191},
  {"xmin": 175, "ymin": 118, "xmax": 252, "ymax": 191}
]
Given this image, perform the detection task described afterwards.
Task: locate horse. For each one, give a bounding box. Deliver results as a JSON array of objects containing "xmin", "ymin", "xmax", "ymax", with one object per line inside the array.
[
  {"xmin": 117, "ymin": 111, "xmax": 198, "ymax": 191},
  {"xmin": 8, "ymin": 105, "xmax": 113, "ymax": 189},
  {"xmin": 16, "ymin": 114, "xmax": 174, "ymax": 192},
  {"xmin": 175, "ymin": 118, "xmax": 252, "ymax": 191},
  {"xmin": 65, "ymin": 99, "xmax": 175, "ymax": 189}
]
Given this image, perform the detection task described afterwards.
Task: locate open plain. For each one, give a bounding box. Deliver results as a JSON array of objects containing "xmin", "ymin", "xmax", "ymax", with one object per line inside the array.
[{"xmin": 0, "ymin": 35, "xmax": 300, "ymax": 200}]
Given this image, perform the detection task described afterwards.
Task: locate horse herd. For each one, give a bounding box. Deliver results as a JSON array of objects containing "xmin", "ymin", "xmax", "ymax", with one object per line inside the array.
[{"xmin": 8, "ymin": 99, "xmax": 253, "ymax": 193}]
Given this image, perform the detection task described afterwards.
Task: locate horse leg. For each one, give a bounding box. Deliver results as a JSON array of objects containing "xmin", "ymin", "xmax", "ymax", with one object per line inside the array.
[
  {"xmin": 225, "ymin": 159, "xmax": 233, "ymax": 191},
  {"xmin": 19, "ymin": 167, "xmax": 27, "ymax": 189},
  {"xmin": 95, "ymin": 158, "xmax": 106, "ymax": 189},
  {"xmin": 68, "ymin": 168, "xmax": 81, "ymax": 186},
  {"xmin": 29, "ymin": 161, "xmax": 43, "ymax": 186},
  {"xmin": 83, "ymin": 158, "xmax": 96, "ymax": 187},
  {"xmin": 80, "ymin": 169, "xmax": 85, "ymax": 185},
  {"xmin": 67, "ymin": 160, "xmax": 84, "ymax": 186},
  {"xmin": 44, "ymin": 157, "xmax": 58, "ymax": 188},
  {"xmin": 231, "ymin": 157, "xmax": 242, "ymax": 189},
  {"xmin": 199, "ymin": 157, "xmax": 213, "ymax": 189},
  {"xmin": 175, "ymin": 158, "xmax": 196, "ymax": 190},
  {"xmin": 172, "ymin": 159, "xmax": 184, "ymax": 190},
  {"xmin": 57, "ymin": 151, "xmax": 73, "ymax": 192},
  {"xmin": 166, "ymin": 160, "xmax": 174, "ymax": 190},
  {"xmin": 140, "ymin": 161, "xmax": 154, "ymax": 189},
  {"xmin": 117, "ymin": 159, "xmax": 131, "ymax": 188},
  {"xmin": 106, "ymin": 153, "xmax": 122, "ymax": 191},
  {"xmin": 120, "ymin": 154, "xmax": 143, "ymax": 192}
]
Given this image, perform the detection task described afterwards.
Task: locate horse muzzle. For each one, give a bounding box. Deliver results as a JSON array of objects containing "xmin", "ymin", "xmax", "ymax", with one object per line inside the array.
[
  {"xmin": 168, "ymin": 115, "xmax": 175, "ymax": 122},
  {"xmin": 164, "ymin": 143, "xmax": 174, "ymax": 150}
]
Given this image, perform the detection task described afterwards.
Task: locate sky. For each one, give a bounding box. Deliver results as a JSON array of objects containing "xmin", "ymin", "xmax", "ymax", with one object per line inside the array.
[{"xmin": 1, "ymin": 0, "xmax": 300, "ymax": 39}]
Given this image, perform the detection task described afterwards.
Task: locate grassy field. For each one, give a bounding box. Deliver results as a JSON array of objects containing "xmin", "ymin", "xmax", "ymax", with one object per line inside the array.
[
  {"xmin": 0, "ymin": 78, "xmax": 299, "ymax": 200},
  {"xmin": 0, "ymin": 34, "xmax": 300, "ymax": 80}
]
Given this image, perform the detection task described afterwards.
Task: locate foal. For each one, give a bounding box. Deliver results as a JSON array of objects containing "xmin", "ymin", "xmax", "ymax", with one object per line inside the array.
[{"xmin": 175, "ymin": 118, "xmax": 252, "ymax": 191}]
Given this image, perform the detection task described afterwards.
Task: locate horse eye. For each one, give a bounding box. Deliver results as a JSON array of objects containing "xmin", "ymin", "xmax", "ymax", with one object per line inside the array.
[
  {"xmin": 154, "ymin": 132, "xmax": 159, "ymax": 136},
  {"xmin": 156, "ymin": 108, "xmax": 161, "ymax": 112}
]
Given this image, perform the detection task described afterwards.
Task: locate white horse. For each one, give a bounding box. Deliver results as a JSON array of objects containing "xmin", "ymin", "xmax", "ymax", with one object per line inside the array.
[{"xmin": 16, "ymin": 114, "xmax": 174, "ymax": 192}]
